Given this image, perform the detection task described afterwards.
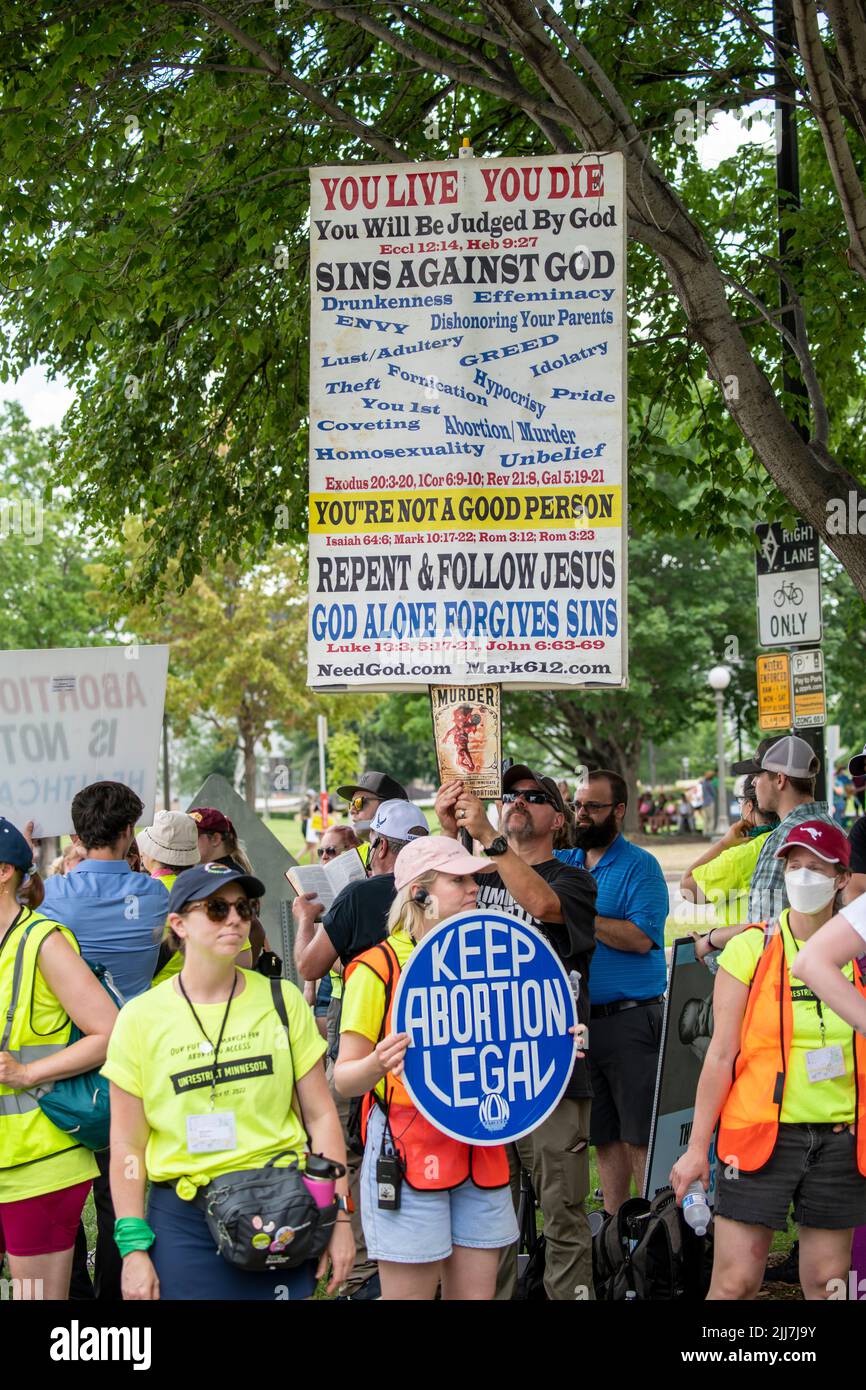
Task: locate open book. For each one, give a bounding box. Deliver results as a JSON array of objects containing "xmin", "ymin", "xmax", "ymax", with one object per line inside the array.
[{"xmin": 285, "ymin": 847, "xmax": 367, "ymax": 913}]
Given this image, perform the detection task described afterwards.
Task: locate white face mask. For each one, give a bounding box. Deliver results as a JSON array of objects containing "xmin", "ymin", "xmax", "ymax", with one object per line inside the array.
[{"xmin": 785, "ymin": 866, "xmax": 837, "ymax": 915}]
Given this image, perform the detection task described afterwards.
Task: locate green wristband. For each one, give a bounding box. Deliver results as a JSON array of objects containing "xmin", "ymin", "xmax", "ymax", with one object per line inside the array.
[{"xmin": 114, "ymin": 1217, "xmax": 156, "ymax": 1258}]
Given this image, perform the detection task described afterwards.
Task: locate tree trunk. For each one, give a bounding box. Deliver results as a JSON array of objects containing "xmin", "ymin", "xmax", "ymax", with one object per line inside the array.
[
  {"xmin": 485, "ymin": 0, "xmax": 866, "ymax": 596},
  {"xmin": 241, "ymin": 728, "xmax": 258, "ymax": 811},
  {"xmin": 621, "ymin": 766, "xmax": 640, "ymax": 836}
]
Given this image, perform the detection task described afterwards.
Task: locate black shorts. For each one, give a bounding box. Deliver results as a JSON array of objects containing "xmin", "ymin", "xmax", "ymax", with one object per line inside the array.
[
  {"xmin": 588, "ymin": 1002, "xmax": 663, "ymax": 1147},
  {"xmin": 715, "ymin": 1122, "xmax": 866, "ymax": 1232}
]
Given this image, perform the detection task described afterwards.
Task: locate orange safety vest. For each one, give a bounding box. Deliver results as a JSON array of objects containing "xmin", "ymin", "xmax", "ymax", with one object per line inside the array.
[
  {"xmin": 717, "ymin": 921, "xmax": 866, "ymax": 1175},
  {"xmin": 344, "ymin": 939, "xmax": 510, "ymax": 1191}
]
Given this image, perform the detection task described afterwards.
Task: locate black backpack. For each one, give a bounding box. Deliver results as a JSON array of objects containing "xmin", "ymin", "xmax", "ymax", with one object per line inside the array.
[
  {"xmin": 513, "ymin": 1170, "xmax": 547, "ymax": 1301},
  {"xmin": 593, "ymin": 1187, "xmax": 711, "ymax": 1301}
]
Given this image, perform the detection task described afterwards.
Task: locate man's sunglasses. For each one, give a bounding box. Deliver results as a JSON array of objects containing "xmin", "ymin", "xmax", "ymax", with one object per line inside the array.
[
  {"xmin": 349, "ymin": 795, "xmax": 374, "ymax": 813},
  {"xmin": 318, "ymin": 845, "xmax": 339, "ymax": 860},
  {"xmin": 502, "ymin": 790, "xmax": 553, "ymax": 806},
  {"xmin": 182, "ymin": 897, "xmax": 253, "ymax": 922}
]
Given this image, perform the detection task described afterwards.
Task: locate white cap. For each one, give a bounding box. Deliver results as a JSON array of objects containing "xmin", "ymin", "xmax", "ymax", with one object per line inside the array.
[
  {"xmin": 137, "ymin": 811, "xmax": 200, "ymax": 867},
  {"xmin": 369, "ymin": 799, "xmax": 429, "ymax": 843}
]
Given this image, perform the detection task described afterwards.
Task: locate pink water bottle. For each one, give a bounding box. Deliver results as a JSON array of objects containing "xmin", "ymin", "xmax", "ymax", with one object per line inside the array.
[{"xmin": 302, "ymin": 1153, "xmax": 346, "ymax": 1207}]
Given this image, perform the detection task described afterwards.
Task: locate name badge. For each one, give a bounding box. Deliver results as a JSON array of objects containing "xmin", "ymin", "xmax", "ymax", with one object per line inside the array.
[
  {"xmin": 804, "ymin": 1045, "xmax": 846, "ymax": 1084},
  {"xmin": 186, "ymin": 1111, "xmax": 238, "ymax": 1154}
]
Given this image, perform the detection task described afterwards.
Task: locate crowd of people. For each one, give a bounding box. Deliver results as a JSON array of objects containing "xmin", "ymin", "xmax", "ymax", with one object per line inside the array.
[
  {"xmin": 5, "ymin": 730, "xmax": 866, "ymax": 1302},
  {"xmin": 637, "ymin": 772, "xmax": 720, "ymax": 837}
]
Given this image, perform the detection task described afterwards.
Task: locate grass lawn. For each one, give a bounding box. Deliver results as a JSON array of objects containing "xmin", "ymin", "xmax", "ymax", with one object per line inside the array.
[{"xmin": 261, "ymin": 807, "xmax": 439, "ymax": 861}]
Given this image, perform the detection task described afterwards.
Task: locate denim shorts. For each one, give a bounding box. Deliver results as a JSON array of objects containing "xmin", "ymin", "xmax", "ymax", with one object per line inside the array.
[
  {"xmin": 360, "ymin": 1105, "xmax": 519, "ymax": 1264},
  {"xmin": 715, "ymin": 1123, "xmax": 866, "ymax": 1232}
]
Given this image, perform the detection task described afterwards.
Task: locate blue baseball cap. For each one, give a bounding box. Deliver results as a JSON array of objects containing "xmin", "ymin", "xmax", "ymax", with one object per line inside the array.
[
  {"xmin": 0, "ymin": 818, "xmax": 34, "ymax": 872},
  {"xmin": 167, "ymin": 862, "xmax": 265, "ymax": 915}
]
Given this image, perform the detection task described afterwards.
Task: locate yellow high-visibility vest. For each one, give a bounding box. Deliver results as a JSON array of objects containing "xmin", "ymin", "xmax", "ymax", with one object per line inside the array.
[{"xmin": 0, "ymin": 910, "xmax": 83, "ymax": 1172}]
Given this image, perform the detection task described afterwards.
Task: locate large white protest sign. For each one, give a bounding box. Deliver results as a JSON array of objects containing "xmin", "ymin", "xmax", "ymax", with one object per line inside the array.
[
  {"xmin": 308, "ymin": 153, "xmax": 627, "ymax": 691},
  {"xmin": 0, "ymin": 646, "xmax": 169, "ymax": 836}
]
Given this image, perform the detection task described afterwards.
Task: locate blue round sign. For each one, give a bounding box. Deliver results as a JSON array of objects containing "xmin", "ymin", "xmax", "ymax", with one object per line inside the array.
[{"xmin": 391, "ymin": 909, "xmax": 578, "ymax": 1145}]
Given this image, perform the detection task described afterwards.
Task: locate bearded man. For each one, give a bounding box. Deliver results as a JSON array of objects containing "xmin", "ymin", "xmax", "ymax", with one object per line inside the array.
[{"xmin": 556, "ymin": 770, "xmax": 670, "ymax": 1217}]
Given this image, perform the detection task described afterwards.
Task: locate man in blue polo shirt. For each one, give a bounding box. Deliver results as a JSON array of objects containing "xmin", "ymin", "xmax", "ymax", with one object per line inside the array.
[
  {"xmin": 556, "ymin": 769, "xmax": 669, "ymax": 1215},
  {"xmin": 42, "ymin": 782, "xmax": 169, "ymax": 1002},
  {"xmin": 42, "ymin": 780, "xmax": 169, "ymax": 1302}
]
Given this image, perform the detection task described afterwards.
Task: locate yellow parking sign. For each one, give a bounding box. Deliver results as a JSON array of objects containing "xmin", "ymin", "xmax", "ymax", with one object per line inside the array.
[{"xmin": 756, "ymin": 653, "xmax": 792, "ymax": 732}]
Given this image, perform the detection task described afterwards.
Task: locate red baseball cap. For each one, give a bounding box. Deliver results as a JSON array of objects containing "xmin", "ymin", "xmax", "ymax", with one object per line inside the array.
[
  {"xmin": 189, "ymin": 807, "xmax": 234, "ymax": 837},
  {"xmin": 774, "ymin": 819, "xmax": 851, "ymax": 867}
]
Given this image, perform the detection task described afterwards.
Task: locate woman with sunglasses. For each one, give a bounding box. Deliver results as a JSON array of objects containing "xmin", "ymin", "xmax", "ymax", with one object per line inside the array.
[
  {"xmin": 310, "ymin": 826, "xmax": 362, "ymax": 1054},
  {"xmin": 682, "ymin": 776, "xmax": 779, "ymax": 956},
  {"xmin": 335, "ymin": 835, "xmax": 519, "ymax": 1300},
  {"xmin": 104, "ymin": 863, "xmax": 354, "ymax": 1301}
]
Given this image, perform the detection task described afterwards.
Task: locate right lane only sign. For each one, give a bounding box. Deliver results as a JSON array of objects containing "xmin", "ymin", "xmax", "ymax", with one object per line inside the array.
[{"xmin": 755, "ymin": 521, "xmax": 822, "ymax": 648}]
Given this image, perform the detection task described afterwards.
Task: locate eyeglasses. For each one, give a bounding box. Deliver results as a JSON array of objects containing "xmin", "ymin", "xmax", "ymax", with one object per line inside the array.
[
  {"xmin": 350, "ymin": 795, "xmax": 373, "ymax": 813},
  {"xmin": 502, "ymin": 790, "xmax": 553, "ymax": 806},
  {"xmin": 182, "ymin": 897, "xmax": 253, "ymax": 922},
  {"xmin": 318, "ymin": 845, "xmax": 339, "ymax": 860},
  {"xmin": 575, "ymin": 801, "xmax": 614, "ymax": 814}
]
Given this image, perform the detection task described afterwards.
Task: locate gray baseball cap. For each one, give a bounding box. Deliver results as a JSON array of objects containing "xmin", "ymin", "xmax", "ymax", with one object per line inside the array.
[{"xmin": 731, "ymin": 735, "xmax": 819, "ymax": 779}]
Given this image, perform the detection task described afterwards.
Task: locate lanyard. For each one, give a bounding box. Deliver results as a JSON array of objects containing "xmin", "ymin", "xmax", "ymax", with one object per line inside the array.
[
  {"xmin": 178, "ymin": 970, "xmax": 238, "ymax": 1110},
  {"xmin": 781, "ymin": 918, "xmax": 828, "ymax": 1046}
]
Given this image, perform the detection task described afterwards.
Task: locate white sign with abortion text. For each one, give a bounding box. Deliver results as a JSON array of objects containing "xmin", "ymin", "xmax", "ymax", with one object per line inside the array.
[{"xmin": 0, "ymin": 645, "xmax": 169, "ymax": 836}]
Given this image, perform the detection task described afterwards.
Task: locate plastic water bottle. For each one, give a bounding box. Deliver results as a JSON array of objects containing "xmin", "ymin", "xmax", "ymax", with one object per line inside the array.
[
  {"xmin": 568, "ymin": 971, "xmax": 588, "ymax": 1052},
  {"xmin": 682, "ymin": 1180, "xmax": 711, "ymax": 1236}
]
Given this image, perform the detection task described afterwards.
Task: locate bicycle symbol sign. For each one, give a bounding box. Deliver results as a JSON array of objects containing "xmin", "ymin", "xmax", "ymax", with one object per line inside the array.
[
  {"xmin": 773, "ymin": 580, "xmax": 804, "ymax": 608},
  {"xmin": 755, "ymin": 521, "xmax": 822, "ymax": 648}
]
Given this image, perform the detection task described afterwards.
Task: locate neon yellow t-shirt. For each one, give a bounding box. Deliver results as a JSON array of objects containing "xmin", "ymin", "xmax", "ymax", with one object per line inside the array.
[
  {"xmin": 102, "ymin": 970, "xmax": 326, "ymax": 1190},
  {"xmin": 1, "ymin": 921, "xmax": 99, "ymax": 1202},
  {"xmin": 340, "ymin": 929, "xmax": 415, "ymax": 1100},
  {"xmin": 692, "ymin": 834, "xmax": 768, "ymax": 926},
  {"xmin": 719, "ymin": 910, "xmax": 857, "ymax": 1124},
  {"xmin": 150, "ymin": 873, "xmax": 181, "ymax": 987}
]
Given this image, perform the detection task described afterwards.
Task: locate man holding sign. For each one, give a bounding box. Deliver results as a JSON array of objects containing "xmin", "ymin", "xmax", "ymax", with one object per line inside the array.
[{"xmin": 436, "ymin": 767, "xmax": 598, "ymax": 1301}]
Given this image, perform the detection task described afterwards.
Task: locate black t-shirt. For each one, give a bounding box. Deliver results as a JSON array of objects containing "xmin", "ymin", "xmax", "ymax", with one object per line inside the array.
[
  {"xmin": 475, "ymin": 859, "xmax": 597, "ymax": 1100},
  {"xmin": 322, "ymin": 873, "xmax": 396, "ymax": 967},
  {"xmin": 216, "ymin": 854, "xmax": 245, "ymax": 872},
  {"xmin": 849, "ymin": 817, "xmax": 866, "ymax": 873}
]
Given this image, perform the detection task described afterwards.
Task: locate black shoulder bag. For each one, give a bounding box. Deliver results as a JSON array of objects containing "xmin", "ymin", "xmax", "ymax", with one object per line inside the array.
[{"xmin": 194, "ymin": 979, "xmax": 344, "ymax": 1272}]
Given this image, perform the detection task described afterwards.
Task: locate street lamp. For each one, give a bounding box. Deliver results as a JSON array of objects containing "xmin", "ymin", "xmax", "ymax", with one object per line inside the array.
[{"xmin": 707, "ymin": 665, "xmax": 731, "ymax": 835}]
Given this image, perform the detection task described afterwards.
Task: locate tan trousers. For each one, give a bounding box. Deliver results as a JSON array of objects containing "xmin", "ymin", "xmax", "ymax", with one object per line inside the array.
[{"xmin": 495, "ymin": 1097, "xmax": 594, "ymax": 1301}]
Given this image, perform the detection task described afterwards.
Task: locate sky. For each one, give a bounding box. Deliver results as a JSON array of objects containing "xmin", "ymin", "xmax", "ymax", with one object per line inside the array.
[{"xmin": 0, "ymin": 113, "xmax": 773, "ymax": 430}]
